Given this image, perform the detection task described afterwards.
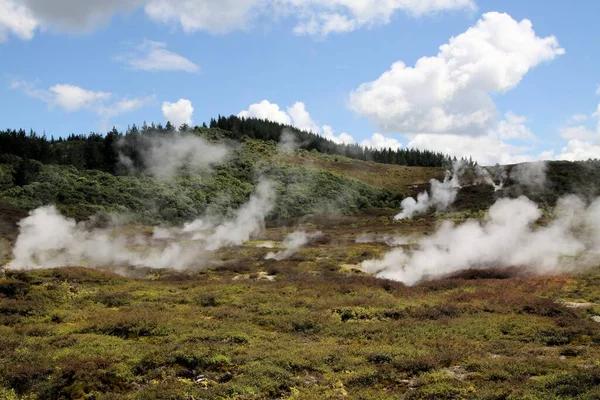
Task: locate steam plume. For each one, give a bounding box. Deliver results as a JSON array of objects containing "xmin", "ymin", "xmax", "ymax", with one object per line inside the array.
[
  {"xmin": 364, "ymin": 195, "xmax": 600, "ymax": 285},
  {"xmin": 265, "ymin": 230, "xmax": 322, "ymax": 260},
  {"xmin": 5, "ymin": 180, "xmax": 276, "ymax": 271},
  {"xmin": 119, "ymin": 131, "xmax": 229, "ymax": 179},
  {"xmin": 395, "ymin": 168, "xmax": 461, "ymax": 220},
  {"xmin": 395, "ymin": 162, "xmax": 507, "ymax": 220},
  {"xmin": 510, "ymin": 161, "xmax": 547, "ymax": 190}
]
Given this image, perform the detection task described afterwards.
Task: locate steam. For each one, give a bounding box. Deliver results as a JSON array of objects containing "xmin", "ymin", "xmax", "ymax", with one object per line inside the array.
[
  {"xmin": 265, "ymin": 230, "xmax": 322, "ymax": 260},
  {"xmin": 364, "ymin": 195, "xmax": 600, "ymax": 286},
  {"xmin": 476, "ymin": 165, "xmax": 506, "ymax": 192},
  {"xmin": 5, "ymin": 180, "xmax": 276, "ymax": 271},
  {"xmin": 395, "ymin": 162, "xmax": 507, "ymax": 220},
  {"xmin": 356, "ymin": 233, "xmax": 409, "ymax": 246},
  {"xmin": 119, "ymin": 131, "xmax": 229, "ymax": 179},
  {"xmin": 395, "ymin": 169, "xmax": 461, "ymax": 220},
  {"xmin": 510, "ymin": 161, "xmax": 547, "ymax": 190},
  {"xmin": 278, "ymin": 129, "xmax": 301, "ymax": 155}
]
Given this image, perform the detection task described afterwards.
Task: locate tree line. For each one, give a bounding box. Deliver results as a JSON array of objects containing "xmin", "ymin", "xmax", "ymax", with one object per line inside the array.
[
  {"xmin": 0, "ymin": 116, "xmax": 464, "ymax": 186},
  {"xmin": 210, "ymin": 115, "xmax": 457, "ymax": 167}
]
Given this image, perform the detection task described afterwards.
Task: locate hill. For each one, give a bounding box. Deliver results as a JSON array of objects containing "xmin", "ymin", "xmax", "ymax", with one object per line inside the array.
[{"xmin": 0, "ymin": 126, "xmax": 447, "ymax": 225}]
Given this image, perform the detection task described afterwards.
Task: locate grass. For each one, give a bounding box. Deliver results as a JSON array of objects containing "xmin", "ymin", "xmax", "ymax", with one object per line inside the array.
[
  {"xmin": 2, "ymin": 212, "xmax": 600, "ymax": 399},
  {"xmin": 279, "ymin": 149, "xmax": 445, "ymax": 193}
]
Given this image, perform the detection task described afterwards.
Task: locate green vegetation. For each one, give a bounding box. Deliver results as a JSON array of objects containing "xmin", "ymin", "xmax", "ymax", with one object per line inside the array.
[
  {"xmin": 3, "ymin": 120, "xmax": 600, "ymax": 399},
  {"xmin": 2, "ymin": 215, "xmax": 600, "ymax": 399},
  {"xmin": 210, "ymin": 115, "xmax": 455, "ymax": 167},
  {"xmin": 0, "ymin": 133, "xmax": 407, "ymax": 223}
]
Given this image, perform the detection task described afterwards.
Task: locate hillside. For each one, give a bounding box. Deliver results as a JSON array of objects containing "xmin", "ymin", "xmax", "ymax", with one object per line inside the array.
[{"xmin": 0, "ymin": 128, "xmax": 446, "ymax": 225}]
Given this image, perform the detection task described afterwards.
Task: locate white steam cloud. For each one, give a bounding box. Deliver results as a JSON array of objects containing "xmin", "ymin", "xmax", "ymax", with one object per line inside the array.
[
  {"xmin": 119, "ymin": 131, "xmax": 229, "ymax": 180},
  {"xmin": 395, "ymin": 167, "xmax": 462, "ymax": 220},
  {"xmin": 510, "ymin": 161, "xmax": 547, "ymax": 190},
  {"xmin": 356, "ymin": 234, "xmax": 409, "ymax": 247},
  {"xmin": 395, "ymin": 162, "xmax": 509, "ymax": 220},
  {"xmin": 5, "ymin": 180, "xmax": 276, "ymax": 271},
  {"xmin": 364, "ymin": 195, "xmax": 600, "ymax": 286},
  {"xmin": 265, "ymin": 230, "xmax": 322, "ymax": 261}
]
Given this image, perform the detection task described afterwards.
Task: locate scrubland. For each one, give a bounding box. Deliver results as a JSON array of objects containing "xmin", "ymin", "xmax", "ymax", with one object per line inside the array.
[{"xmin": 2, "ymin": 213, "xmax": 600, "ymax": 399}]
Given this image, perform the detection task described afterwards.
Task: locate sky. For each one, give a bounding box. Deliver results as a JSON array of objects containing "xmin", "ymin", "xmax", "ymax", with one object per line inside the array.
[{"xmin": 1, "ymin": 0, "xmax": 599, "ymax": 165}]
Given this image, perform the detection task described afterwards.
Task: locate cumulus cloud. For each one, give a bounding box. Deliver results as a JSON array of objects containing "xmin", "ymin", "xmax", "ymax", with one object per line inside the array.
[
  {"xmin": 404, "ymin": 112, "xmax": 541, "ymax": 165},
  {"xmin": 350, "ymin": 12, "xmax": 564, "ymax": 135},
  {"xmin": 0, "ymin": 0, "xmax": 38, "ymax": 41},
  {"xmin": 5, "ymin": 0, "xmax": 475, "ymax": 41},
  {"xmin": 551, "ymin": 103, "xmax": 600, "ymax": 161},
  {"xmin": 287, "ymin": 102, "xmax": 320, "ymax": 133},
  {"xmin": 162, "ymin": 99, "xmax": 194, "ymax": 127},
  {"xmin": 11, "ymin": 80, "xmax": 153, "ymax": 123},
  {"xmin": 238, "ymin": 100, "xmax": 355, "ymax": 144},
  {"xmin": 116, "ymin": 40, "xmax": 199, "ymax": 73},
  {"xmin": 239, "ymin": 99, "xmax": 408, "ymax": 147},
  {"xmin": 552, "ymin": 140, "xmax": 600, "ymax": 161},
  {"xmin": 321, "ymin": 125, "xmax": 355, "ymax": 145},
  {"xmin": 360, "ymin": 133, "xmax": 402, "ymax": 150},
  {"xmin": 238, "ymin": 100, "xmax": 292, "ymax": 125}
]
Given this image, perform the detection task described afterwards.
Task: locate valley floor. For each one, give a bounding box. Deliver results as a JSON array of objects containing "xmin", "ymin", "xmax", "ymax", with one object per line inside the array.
[{"xmin": 2, "ymin": 212, "xmax": 600, "ymax": 399}]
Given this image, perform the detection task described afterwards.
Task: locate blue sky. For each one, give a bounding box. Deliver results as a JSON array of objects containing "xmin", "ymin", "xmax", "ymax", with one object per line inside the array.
[{"xmin": 1, "ymin": 0, "xmax": 599, "ymax": 164}]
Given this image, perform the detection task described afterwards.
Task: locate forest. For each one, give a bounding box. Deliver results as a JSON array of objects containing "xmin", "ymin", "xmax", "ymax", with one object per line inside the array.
[{"xmin": 0, "ymin": 116, "xmax": 457, "ymax": 179}]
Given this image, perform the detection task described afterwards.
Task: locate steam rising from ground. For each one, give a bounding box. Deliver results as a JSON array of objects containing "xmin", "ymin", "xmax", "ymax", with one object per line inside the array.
[
  {"xmin": 6, "ymin": 180, "xmax": 275, "ymax": 271},
  {"xmin": 364, "ymin": 195, "xmax": 600, "ymax": 286},
  {"xmin": 265, "ymin": 230, "xmax": 322, "ymax": 260},
  {"xmin": 396, "ymin": 163, "xmax": 507, "ymax": 220},
  {"xmin": 510, "ymin": 161, "xmax": 547, "ymax": 190},
  {"xmin": 119, "ymin": 131, "xmax": 229, "ymax": 179},
  {"xmin": 396, "ymin": 168, "xmax": 461, "ymax": 220},
  {"xmin": 277, "ymin": 129, "xmax": 301, "ymax": 155},
  {"xmin": 356, "ymin": 233, "xmax": 409, "ymax": 247}
]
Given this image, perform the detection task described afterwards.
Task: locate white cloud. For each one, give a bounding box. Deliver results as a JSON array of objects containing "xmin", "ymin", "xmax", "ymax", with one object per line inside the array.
[
  {"xmin": 98, "ymin": 95, "xmax": 156, "ymax": 119},
  {"xmin": 321, "ymin": 125, "xmax": 355, "ymax": 145},
  {"xmin": 238, "ymin": 100, "xmax": 292, "ymax": 125},
  {"xmin": 162, "ymin": 99, "xmax": 194, "ymax": 127},
  {"xmin": 49, "ymin": 84, "xmax": 112, "ymax": 111},
  {"xmin": 116, "ymin": 40, "xmax": 199, "ymax": 73},
  {"xmin": 349, "ymin": 12, "xmax": 564, "ymax": 135},
  {"xmin": 403, "ymin": 112, "xmax": 542, "ymax": 165},
  {"xmin": 290, "ymin": 0, "xmax": 476, "ymax": 36},
  {"xmin": 12, "ymin": 81, "xmax": 112, "ymax": 112},
  {"xmin": 0, "ymin": 0, "xmax": 38, "ymax": 41},
  {"xmin": 144, "ymin": 0, "xmax": 262, "ymax": 35},
  {"xmin": 569, "ymin": 114, "xmax": 588, "ymax": 123},
  {"xmin": 560, "ymin": 125, "xmax": 596, "ymax": 140},
  {"xmin": 406, "ymin": 133, "xmax": 537, "ymax": 165},
  {"xmin": 20, "ymin": 0, "xmax": 142, "ymax": 33},
  {"xmin": 496, "ymin": 112, "xmax": 534, "ymax": 140},
  {"xmin": 5, "ymin": 0, "xmax": 475, "ymax": 41},
  {"xmin": 360, "ymin": 133, "xmax": 402, "ymax": 150},
  {"xmin": 11, "ymin": 80, "xmax": 153, "ymax": 125},
  {"xmin": 238, "ymin": 100, "xmax": 355, "ymax": 144},
  {"xmin": 551, "ymin": 103, "xmax": 600, "ymax": 161},
  {"xmin": 287, "ymin": 102, "xmax": 320, "ymax": 133},
  {"xmin": 552, "ymin": 139, "xmax": 600, "ymax": 161}
]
